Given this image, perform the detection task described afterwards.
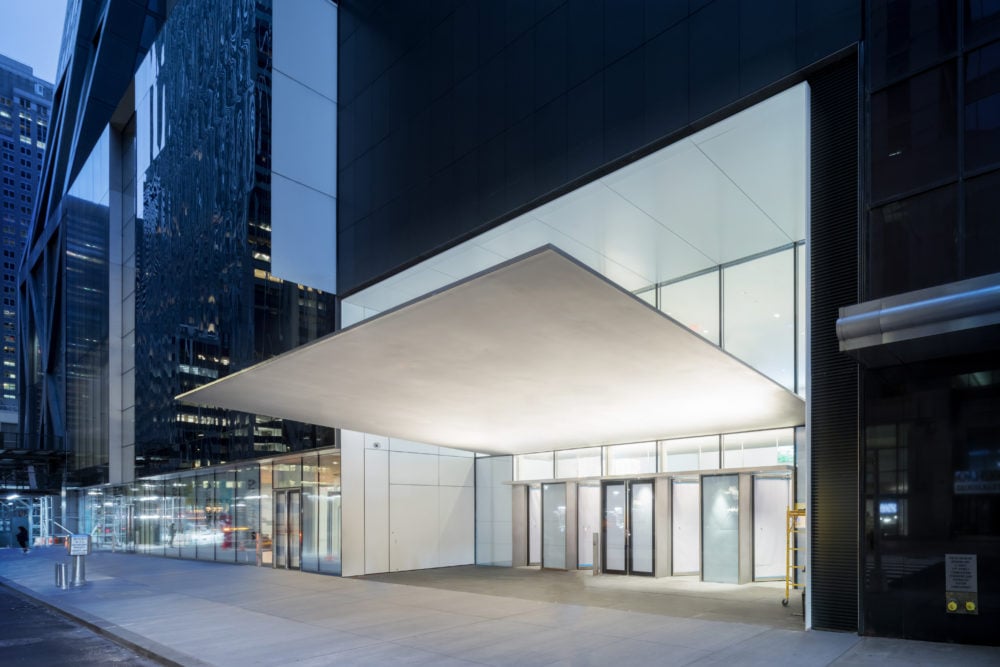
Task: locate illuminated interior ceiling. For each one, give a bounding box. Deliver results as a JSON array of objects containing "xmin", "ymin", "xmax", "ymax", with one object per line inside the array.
[
  {"xmin": 180, "ymin": 248, "xmax": 804, "ymax": 455},
  {"xmin": 342, "ymin": 82, "xmax": 808, "ymax": 320}
]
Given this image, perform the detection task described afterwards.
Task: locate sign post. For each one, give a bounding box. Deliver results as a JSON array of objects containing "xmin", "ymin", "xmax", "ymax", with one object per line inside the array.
[{"xmin": 67, "ymin": 534, "xmax": 91, "ymax": 587}]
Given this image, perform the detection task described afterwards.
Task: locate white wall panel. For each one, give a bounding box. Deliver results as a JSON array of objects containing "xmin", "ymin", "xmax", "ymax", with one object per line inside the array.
[
  {"xmin": 364, "ymin": 448, "xmax": 389, "ymax": 574},
  {"xmin": 439, "ymin": 486, "xmax": 475, "ymax": 566},
  {"xmin": 273, "ymin": 0, "xmax": 337, "ymax": 101},
  {"xmin": 390, "ymin": 451, "xmax": 438, "ymax": 486},
  {"xmin": 389, "ymin": 437, "xmax": 438, "ymax": 455},
  {"xmin": 389, "ymin": 484, "xmax": 439, "ymax": 571},
  {"xmin": 271, "ymin": 0, "xmax": 337, "ymax": 293},
  {"xmin": 439, "ymin": 446, "xmax": 475, "ymax": 457},
  {"xmin": 272, "ymin": 72, "xmax": 337, "ymax": 197},
  {"xmin": 341, "ymin": 429, "xmax": 365, "ymax": 576},
  {"xmin": 439, "ymin": 455, "xmax": 474, "ymax": 487},
  {"xmin": 271, "ymin": 173, "xmax": 336, "ymax": 292}
]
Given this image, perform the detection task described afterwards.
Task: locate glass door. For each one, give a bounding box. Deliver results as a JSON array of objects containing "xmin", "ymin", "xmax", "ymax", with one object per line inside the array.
[
  {"xmin": 577, "ymin": 484, "xmax": 600, "ymax": 569},
  {"xmin": 603, "ymin": 481, "xmax": 627, "ymax": 574},
  {"xmin": 274, "ymin": 490, "xmax": 302, "ymax": 570},
  {"xmin": 753, "ymin": 475, "xmax": 790, "ymax": 580},
  {"xmin": 671, "ymin": 478, "xmax": 700, "ymax": 575},
  {"xmin": 629, "ymin": 480, "xmax": 654, "ymax": 575},
  {"xmin": 274, "ymin": 492, "xmax": 287, "ymax": 568},
  {"xmin": 288, "ymin": 490, "xmax": 301, "ymax": 570},
  {"xmin": 602, "ymin": 479, "xmax": 654, "ymax": 576},
  {"xmin": 528, "ymin": 485, "xmax": 541, "ymax": 565}
]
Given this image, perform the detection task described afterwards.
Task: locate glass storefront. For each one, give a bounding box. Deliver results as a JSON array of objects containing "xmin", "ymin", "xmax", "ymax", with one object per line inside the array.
[{"xmin": 72, "ymin": 449, "xmax": 340, "ymax": 574}]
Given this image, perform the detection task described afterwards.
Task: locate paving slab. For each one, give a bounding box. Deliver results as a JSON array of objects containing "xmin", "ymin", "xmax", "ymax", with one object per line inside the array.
[{"xmin": 1, "ymin": 547, "xmax": 998, "ymax": 666}]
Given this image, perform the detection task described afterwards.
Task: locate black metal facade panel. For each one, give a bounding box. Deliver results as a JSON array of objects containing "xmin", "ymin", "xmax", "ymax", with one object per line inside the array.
[
  {"xmin": 809, "ymin": 54, "xmax": 860, "ymax": 633},
  {"xmin": 336, "ymin": 0, "xmax": 862, "ymax": 295}
]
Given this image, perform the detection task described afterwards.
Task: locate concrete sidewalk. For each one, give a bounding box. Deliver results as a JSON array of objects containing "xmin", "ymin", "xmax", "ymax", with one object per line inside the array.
[{"xmin": 1, "ymin": 548, "xmax": 998, "ymax": 666}]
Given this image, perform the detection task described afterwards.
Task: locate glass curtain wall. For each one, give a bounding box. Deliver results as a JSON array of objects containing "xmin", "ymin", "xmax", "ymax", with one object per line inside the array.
[
  {"xmin": 300, "ymin": 453, "xmax": 343, "ymax": 574},
  {"xmin": 69, "ymin": 450, "xmax": 339, "ymax": 574},
  {"xmin": 657, "ymin": 244, "xmax": 804, "ymax": 395}
]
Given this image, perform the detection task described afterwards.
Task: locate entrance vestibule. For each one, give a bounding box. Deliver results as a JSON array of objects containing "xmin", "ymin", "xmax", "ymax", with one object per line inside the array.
[
  {"xmin": 603, "ymin": 479, "xmax": 655, "ymax": 576},
  {"xmin": 512, "ymin": 468, "xmax": 793, "ymax": 585}
]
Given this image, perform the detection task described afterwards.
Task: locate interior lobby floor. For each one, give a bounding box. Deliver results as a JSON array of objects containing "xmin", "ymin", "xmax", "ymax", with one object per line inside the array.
[{"xmin": 360, "ymin": 566, "xmax": 804, "ymax": 631}]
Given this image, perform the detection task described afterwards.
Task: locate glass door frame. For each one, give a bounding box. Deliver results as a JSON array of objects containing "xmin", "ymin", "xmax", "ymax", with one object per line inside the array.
[
  {"xmin": 527, "ymin": 484, "xmax": 542, "ymax": 566},
  {"xmin": 600, "ymin": 478, "xmax": 655, "ymax": 577},
  {"xmin": 670, "ymin": 477, "xmax": 701, "ymax": 576},
  {"xmin": 274, "ymin": 489, "xmax": 302, "ymax": 570}
]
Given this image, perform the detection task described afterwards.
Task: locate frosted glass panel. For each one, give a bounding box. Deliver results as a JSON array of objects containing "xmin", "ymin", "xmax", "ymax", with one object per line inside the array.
[
  {"xmin": 723, "ymin": 249, "xmax": 794, "ymax": 389},
  {"xmin": 661, "ymin": 435, "xmax": 720, "ymax": 472},
  {"xmin": 516, "ymin": 452, "xmax": 554, "ymax": 480},
  {"xmin": 672, "ymin": 480, "xmax": 700, "ymax": 574},
  {"xmin": 659, "ymin": 270, "xmax": 720, "ymax": 344},
  {"xmin": 475, "ymin": 456, "xmax": 513, "ymax": 566},
  {"xmin": 702, "ymin": 475, "xmax": 739, "ymax": 583},
  {"xmin": 542, "ymin": 483, "xmax": 566, "ymax": 569},
  {"xmin": 723, "ymin": 428, "xmax": 794, "ymax": 468},
  {"xmin": 605, "ymin": 442, "xmax": 656, "ymax": 476},
  {"xmin": 754, "ymin": 476, "xmax": 790, "ymax": 580},
  {"xmin": 555, "ymin": 448, "xmax": 602, "ymax": 478},
  {"xmin": 315, "ymin": 489, "xmax": 341, "ymax": 574},
  {"xmin": 796, "ymin": 243, "xmax": 806, "ymax": 396},
  {"xmin": 528, "ymin": 486, "xmax": 541, "ymax": 564},
  {"xmin": 631, "ymin": 481, "xmax": 654, "ymax": 574},
  {"xmin": 577, "ymin": 485, "xmax": 600, "ymax": 568},
  {"xmin": 604, "ymin": 482, "xmax": 627, "ymax": 572},
  {"xmin": 301, "ymin": 489, "xmax": 319, "ymax": 572}
]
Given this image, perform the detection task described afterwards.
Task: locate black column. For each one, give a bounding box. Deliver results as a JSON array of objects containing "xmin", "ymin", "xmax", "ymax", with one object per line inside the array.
[{"xmin": 809, "ymin": 52, "xmax": 861, "ymax": 633}]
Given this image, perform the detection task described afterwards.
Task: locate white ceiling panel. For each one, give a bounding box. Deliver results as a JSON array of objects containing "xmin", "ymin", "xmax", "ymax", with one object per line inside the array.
[
  {"xmin": 695, "ymin": 118, "xmax": 806, "ymax": 242},
  {"xmin": 606, "ymin": 145, "xmax": 788, "ymax": 264},
  {"xmin": 428, "ymin": 243, "xmax": 508, "ymax": 281},
  {"xmin": 345, "ymin": 82, "xmax": 809, "ymax": 318}
]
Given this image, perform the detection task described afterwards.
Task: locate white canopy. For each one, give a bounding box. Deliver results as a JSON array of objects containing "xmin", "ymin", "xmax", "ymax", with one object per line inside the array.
[{"xmin": 179, "ymin": 247, "xmax": 804, "ymax": 454}]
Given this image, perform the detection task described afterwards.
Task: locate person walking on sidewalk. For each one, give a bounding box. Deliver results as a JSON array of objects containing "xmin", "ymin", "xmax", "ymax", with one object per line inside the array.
[{"xmin": 16, "ymin": 526, "xmax": 28, "ymax": 553}]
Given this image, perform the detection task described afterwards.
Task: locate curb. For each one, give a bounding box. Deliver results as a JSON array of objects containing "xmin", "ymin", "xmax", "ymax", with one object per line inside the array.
[{"xmin": 0, "ymin": 575, "xmax": 210, "ymax": 667}]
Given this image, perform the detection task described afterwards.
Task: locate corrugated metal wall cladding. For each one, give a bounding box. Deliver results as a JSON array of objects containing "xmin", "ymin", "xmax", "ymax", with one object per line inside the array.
[{"xmin": 809, "ymin": 54, "xmax": 861, "ymax": 633}]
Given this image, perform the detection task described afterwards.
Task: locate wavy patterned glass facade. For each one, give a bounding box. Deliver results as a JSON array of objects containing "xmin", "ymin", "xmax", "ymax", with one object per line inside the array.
[{"xmin": 131, "ymin": 0, "xmax": 335, "ymax": 474}]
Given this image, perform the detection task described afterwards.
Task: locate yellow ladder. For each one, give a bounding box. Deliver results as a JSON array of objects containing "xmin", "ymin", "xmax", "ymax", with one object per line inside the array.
[{"xmin": 783, "ymin": 504, "xmax": 806, "ymax": 607}]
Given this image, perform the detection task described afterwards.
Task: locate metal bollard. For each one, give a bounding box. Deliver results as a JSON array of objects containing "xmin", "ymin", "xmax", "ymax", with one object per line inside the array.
[
  {"xmin": 70, "ymin": 555, "xmax": 86, "ymax": 587},
  {"xmin": 55, "ymin": 562, "xmax": 67, "ymax": 589}
]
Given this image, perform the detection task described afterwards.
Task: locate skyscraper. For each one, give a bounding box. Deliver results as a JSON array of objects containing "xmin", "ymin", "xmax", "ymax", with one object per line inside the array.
[{"xmin": 0, "ymin": 53, "xmax": 52, "ymax": 488}]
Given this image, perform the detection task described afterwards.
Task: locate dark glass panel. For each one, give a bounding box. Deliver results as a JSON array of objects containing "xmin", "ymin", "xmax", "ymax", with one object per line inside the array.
[
  {"xmin": 965, "ymin": 40, "xmax": 1000, "ymax": 171},
  {"xmin": 966, "ymin": 0, "xmax": 1000, "ymax": 46},
  {"xmin": 871, "ymin": 64, "xmax": 958, "ymax": 202},
  {"xmin": 64, "ymin": 132, "xmax": 110, "ymax": 480},
  {"xmin": 862, "ymin": 354, "xmax": 1000, "ymax": 643},
  {"xmin": 964, "ymin": 168, "xmax": 1000, "ymax": 278},
  {"xmin": 868, "ymin": 184, "xmax": 958, "ymax": 298},
  {"xmin": 869, "ymin": 0, "xmax": 957, "ymax": 89}
]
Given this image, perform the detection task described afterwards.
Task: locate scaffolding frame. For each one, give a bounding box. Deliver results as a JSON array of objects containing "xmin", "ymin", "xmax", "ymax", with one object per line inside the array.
[{"xmin": 783, "ymin": 504, "xmax": 806, "ymax": 606}]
